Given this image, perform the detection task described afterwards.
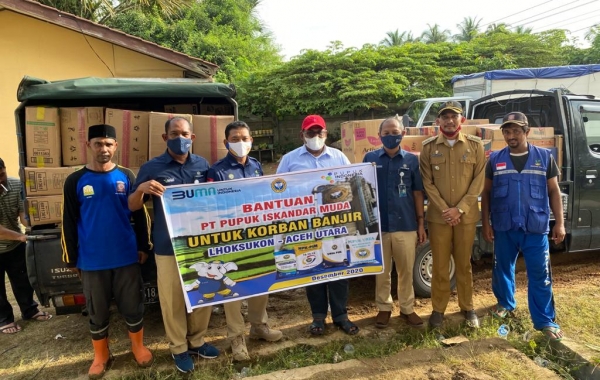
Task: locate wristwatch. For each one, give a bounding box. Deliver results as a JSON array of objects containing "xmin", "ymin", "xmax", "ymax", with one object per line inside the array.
[{"xmin": 457, "ymin": 207, "xmax": 465, "ymax": 215}]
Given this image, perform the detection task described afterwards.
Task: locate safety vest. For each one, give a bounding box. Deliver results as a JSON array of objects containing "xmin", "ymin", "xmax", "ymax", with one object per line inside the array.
[{"xmin": 489, "ymin": 144, "xmax": 551, "ymax": 234}]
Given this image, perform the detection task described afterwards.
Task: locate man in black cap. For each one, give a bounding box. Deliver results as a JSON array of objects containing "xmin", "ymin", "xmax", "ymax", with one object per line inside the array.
[
  {"xmin": 420, "ymin": 101, "xmax": 486, "ymax": 329},
  {"xmin": 62, "ymin": 124, "xmax": 154, "ymax": 379},
  {"xmin": 482, "ymin": 112, "xmax": 565, "ymax": 342}
]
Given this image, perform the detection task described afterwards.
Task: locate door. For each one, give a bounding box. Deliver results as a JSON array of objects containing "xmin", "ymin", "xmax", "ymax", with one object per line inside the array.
[{"xmin": 574, "ymin": 103, "xmax": 600, "ymax": 250}]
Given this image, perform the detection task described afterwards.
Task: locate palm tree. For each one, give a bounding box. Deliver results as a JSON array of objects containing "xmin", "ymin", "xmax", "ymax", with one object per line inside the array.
[
  {"xmin": 420, "ymin": 23, "xmax": 450, "ymax": 44},
  {"xmin": 514, "ymin": 25, "xmax": 533, "ymax": 34},
  {"xmin": 584, "ymin": 24, "xmax": 600, "ymax": 41},
  {"xmin": 454, "ymin": 16, "xmax": 481, "ymax": 42},
  {"xmin": 36, "ymin": 0, "xmax": 192, "ymax": 23},
  {"xmin": 380, "ymin": 29, "xmax": 406, "ymax": 46},
  {"xmin": 486, "ymin": 23, "xmax": 511, "ymax": 34}
]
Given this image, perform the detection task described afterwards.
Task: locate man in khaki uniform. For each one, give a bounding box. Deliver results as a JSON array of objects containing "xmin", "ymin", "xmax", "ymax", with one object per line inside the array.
[{"xmin": 419, "ymin": 101, "xmax": 485, "ymax": 328}]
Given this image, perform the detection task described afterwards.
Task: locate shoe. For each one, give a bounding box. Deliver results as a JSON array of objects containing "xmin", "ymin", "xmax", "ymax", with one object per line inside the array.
[
  {"xmin": 231, "ymin": 335, "xmax": 250, "ymax": 361},
  {"xmin": 128, "ymin": 328, "xmax": 154, "ymax": 368},
  {"xmin": 89, "ymin": 338, "xmax": 113, "ymax": 380},
  {"xmin": 400, "ymin": 312, "xmax": 424, "ymax": 327},
  {"xmin": 428, "ymin": 311, "xmax": 444, "ymax": 328},
  {"xmin": 375, "ymin": 311, "xmax": 391, "ymax": 328},
  {"xmin": 490, "ymin": 304, "xmax": 510, "ymax": 319},
  {"xmin": 463, "ymin": 310, "xmax": 480, "ymax": 328},
  {"xmin": 172, "ymin": 352, "xmax": 194, "ymax": 373},
  {"xmin": 188, "ymin": 343, "xmax": 219, "ymax": 359},
  {"xmin": 249, "ymin": 323, "xmax": 283, "ymax": 342}
]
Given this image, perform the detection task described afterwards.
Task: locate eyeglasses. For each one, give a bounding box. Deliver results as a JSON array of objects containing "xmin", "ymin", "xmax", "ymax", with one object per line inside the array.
[{"xmin": 304, "ymin": 130, "xmax": 327, "ymax": 138}]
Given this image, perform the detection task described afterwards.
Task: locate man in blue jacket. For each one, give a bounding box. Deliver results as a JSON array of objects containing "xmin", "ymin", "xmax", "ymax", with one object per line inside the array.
[{"xmin": 481, "ymin": 112, "xmax": 566, "ymax": 342}]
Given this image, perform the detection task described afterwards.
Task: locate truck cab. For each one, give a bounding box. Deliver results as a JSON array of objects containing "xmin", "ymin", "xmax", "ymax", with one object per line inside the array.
[
  {"xmin": 15, "ymin": 76, "xmax": 238, "ymax": 314},
  {"xmin": 403, "ymin": 96, "xmax": 472, "ymax": 128}
]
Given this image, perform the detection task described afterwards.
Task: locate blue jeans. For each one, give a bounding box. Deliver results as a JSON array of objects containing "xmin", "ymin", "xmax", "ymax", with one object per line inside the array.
[
  {"xmin": 492, "ymin": 230, "xmax": 558, "ymax": 330},
  {"xmin": 306, "ymin": 279, "xmax": 349, "ymax": 323}
]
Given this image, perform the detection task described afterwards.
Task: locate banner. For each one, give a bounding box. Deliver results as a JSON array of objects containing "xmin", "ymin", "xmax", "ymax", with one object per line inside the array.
[{"xmin": 161, "ymin": 163, "xmax": 383, "ymax": 311}]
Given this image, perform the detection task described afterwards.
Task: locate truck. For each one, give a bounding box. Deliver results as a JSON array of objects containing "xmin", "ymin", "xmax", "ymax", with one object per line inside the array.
[
  {"xmin": 411, "ymin": 87, "xmax": 600, "ymax": 297},
  {"xmin": 452, "ymin": 64, "xmax": 600, "ymax": 100},
  {"xmin": 16, "ymin": 76, "xmax": 238, "ymax": 315}
]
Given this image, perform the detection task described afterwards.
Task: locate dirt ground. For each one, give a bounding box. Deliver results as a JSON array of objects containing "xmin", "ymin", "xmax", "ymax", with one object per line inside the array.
[{"xmin": 1, "ymin": 250, "xmax": 599, "ymax": 379}]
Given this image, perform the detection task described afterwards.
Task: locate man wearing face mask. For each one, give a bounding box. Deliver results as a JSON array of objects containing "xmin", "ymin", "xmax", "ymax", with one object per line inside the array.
[
  {"xmin": 363, "ymin": 117, "xmax": 426, "ymax": 329},
  {"xmin": 129, "ymin": 117, "xmax": 219, "ymax": 374},
  {"xmin": 277, "ymin": 115, "xmax": 359, "ymax": 336},
  {"xmin": 206, "ymin": 121, "xmax": 282, "ymax": 361},
  {"xmin": 419, "ymin": 101, "xmax": 485, "ymax": 329}
]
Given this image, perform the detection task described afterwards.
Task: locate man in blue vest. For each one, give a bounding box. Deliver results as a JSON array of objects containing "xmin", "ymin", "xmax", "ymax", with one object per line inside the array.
[{"xmin": 481, "ymin": 112, "xmax": 566, "ymax": 342}]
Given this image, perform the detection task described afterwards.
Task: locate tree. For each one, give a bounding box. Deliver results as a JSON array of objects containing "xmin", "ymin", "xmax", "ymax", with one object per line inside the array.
[
  {"xmin": 454, "ymin": 16, "xmax": 481, "ymax": 42},
  {"xmin": 514, "ymin": 25, "xmax": 533, "ymax": 34},
  {"xmin": 421, "ymin": 24, "xmax": 450, "ymax": 44},
  {"xmin": 485, "ymin": 23, "xmax": 510, "ymax": 35},
  {"xmin": 380, "ymin": 30, "xmax": 418, "ymax": 46},
  {"xmin": 36, "ymin": 0, "xmax": 192, "ymax": 23}
]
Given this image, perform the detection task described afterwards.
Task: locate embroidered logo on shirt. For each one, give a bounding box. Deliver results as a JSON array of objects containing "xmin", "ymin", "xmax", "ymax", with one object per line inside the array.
[
  {"xmin": 496, "ymin": 162, "xmax": 507, "ymax": 170},
  {"xmin": 534, "ymin": 159, "xmax": 542, "ymax": 167},
  {"xmin": 228, "ymin": 173, "xmax": 235, "ymax": 179},
  {"xmin": 83, "ymin": 185, "xmax": 94, "ymax": 197},
  {"xmin": 116, "ymin": 181, "xmax": 126, "ymax": 193},
  {"xmin": 163, "ymin": 177, "xmax": 175, "ymax": 183}
]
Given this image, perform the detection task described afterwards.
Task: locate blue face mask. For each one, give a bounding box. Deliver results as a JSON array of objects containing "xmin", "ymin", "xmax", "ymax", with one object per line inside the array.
[
  {"xmin": 381, "ymin": 135, "xmax": 402, "ymax": 149},
  {"xmin": 167, "ymin": 136, "xmax": 192, "ymax": 155}
]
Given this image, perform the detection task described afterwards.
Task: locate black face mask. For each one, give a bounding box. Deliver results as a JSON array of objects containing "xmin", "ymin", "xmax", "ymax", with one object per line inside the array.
[{"xmin": 381, "ymin": 135, "xmax": 402, "ymax": 149}]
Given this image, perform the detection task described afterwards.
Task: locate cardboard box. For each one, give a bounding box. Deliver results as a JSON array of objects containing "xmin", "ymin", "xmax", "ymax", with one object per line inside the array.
[
  {"xmin": 339, "ymin": 119, "xmax": 383, "ymax": 163},
  {"xmin": 477, "ymin": 125, "xmax": 503, "ymax": 140},
  {"xmin": 106, "ymin": 109, "xmax": 150, "ymax": 167},
  {"xmin": 405, "ymin": 126, "xmax": 439, "ymax": 136},
  {"xmin": 60, "ymin": 107, "xmax": 104, "ymax": 166},
  {"xmin": 164, "ymin": 104, "xmax": 199, "ymax": 114},
  {"xmin": 148, "ymin": 112, "xmax": 193, "ymax": 160},
  {"xmin": 24, "ymin": 167, "xmax": 82, "ymax": 196},
  {"xmin": 463, "ymin": 119, "xmax": 491, "ymax": 125},
  {"xmin": 27, "ymin": 195, "xmax": 63, "ymax": 226},
  {"xmin": 25, "ymin": 107, "xmax": 61, "ymax": 167},
  {"xmin": 529, "ymin": 138, "xmax": 555, "ymax": 148},
  {"xmin": 200, "ymin": 104, "xmax": 233, "ymax": 115},
  {"xmin": 192, "ymin": 115, "xmax": 235, "ymax": 164},
  {"xmin": 461, "ymin": 125, "xmax": 479, "ymax": 136},
  {"xmin": 401, "ymin": 135, "xmax": 429, "ymax": 153},
  {"xmin": 554, "ymin": 135, "xmax": 563, "ymax": 170},
  {"xmin": 528, "ymin": 127, "xmax": 554, "ymax": 139}
]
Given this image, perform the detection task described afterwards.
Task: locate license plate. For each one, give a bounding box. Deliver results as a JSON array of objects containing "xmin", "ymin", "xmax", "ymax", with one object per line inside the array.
[{"xmin": 144, "ymin": 285, "xmax": 159, "ymax": 303}]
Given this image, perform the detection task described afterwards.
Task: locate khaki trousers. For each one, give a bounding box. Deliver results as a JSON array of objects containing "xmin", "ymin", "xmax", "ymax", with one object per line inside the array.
[
  {"xmin": 428, "ymin": 222, "xmax": 476, "ymax": 313},
  {"xmin": 156, "ymin": 254, "xmax": 212, "ymax": 355},
  {"xmin": 375, "ymin": 231, "xmax": 418, "ymax": 314},
  {"xmin": 223, "ymin": 294, "xmax": 269, "ymax": 339}
]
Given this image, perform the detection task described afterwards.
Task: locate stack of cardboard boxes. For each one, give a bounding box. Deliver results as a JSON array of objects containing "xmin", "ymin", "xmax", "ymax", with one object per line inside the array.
[{"xmin": 23, "ymin": 103, "xmax": 234, "ymax": 226}]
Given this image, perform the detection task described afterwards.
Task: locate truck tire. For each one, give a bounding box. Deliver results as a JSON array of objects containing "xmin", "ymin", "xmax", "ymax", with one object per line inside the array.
[{"xmin": 413, "ymin": 241, "xmax": 456, "ymax": 298}]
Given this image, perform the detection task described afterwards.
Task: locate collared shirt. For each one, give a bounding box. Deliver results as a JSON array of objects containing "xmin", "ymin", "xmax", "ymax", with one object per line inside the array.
[
  {"xmin": 276, "ymin": 145, "xmax": 350, "ymax": 174},
  {"xmin": 207, "ymin": 154, "xmax": 263, "ymax": 182},
  {"xmin": 419, "ymin": 132, "xmax": 485, "ymax": 225},
  {"xmin": 363, "ymin": 148, "xmax": 423, "ymax": 232},
  {"xmin": 0, "ymin": 177, "xmax": 24, "ymax": 253},
  {"xmin": 133, "ymin": 151, "xmax": 209, "ymax": 255}
]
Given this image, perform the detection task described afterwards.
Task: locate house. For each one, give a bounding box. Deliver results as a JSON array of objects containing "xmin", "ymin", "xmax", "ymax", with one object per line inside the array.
[{"xmin": 0, "ymin": 0, "xmax": 218, "ymax": 174}]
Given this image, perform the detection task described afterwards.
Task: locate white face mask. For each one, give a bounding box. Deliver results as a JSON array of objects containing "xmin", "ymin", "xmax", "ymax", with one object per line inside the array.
[
  {"xmin": 305, "ymin": 136, "xmax": 326, "ymax": 151},
  {"xmin": 227, "ymin": 141, "xmax": 252, "ymax": 158}
]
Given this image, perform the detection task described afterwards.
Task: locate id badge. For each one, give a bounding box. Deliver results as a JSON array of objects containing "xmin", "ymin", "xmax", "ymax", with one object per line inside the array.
[{"xmin": 398, "ymin": 184, "xmax": 407, "ymax": 198}]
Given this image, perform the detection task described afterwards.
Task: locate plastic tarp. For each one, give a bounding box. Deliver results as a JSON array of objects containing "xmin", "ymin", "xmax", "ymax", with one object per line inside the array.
[
  {"xmin": 17, "ymin": 76, "xmax": 236, "ymax": 101},
  {"xmin": 451, "ymin": 65, "xmax": 600, "ymax": 84}
]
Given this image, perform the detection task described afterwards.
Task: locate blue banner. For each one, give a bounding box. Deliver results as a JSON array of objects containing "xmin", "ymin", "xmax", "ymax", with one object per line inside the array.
[{"xmin": 161, "ymin": 163, "xmax": 383, "ymax": 311}]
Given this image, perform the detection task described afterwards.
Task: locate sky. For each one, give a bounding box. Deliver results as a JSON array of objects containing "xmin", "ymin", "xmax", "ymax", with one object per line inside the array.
[{"xmin": 256, "ymin": 0, "xmax": 600, "ymax": 59}]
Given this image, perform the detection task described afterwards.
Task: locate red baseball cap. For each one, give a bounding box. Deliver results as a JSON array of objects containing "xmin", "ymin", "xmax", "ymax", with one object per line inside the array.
[{"xmin": 301, "ymin": 115, "xmax": 326, "ymax": 130}]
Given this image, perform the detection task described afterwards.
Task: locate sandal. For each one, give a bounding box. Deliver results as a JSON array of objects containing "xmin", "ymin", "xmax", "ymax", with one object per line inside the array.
[
  {"xmin": 334, "ymin": 319, "xmax": 359, "ymax": 335},
  {"xmin": 490, "ymin": 304, "xmax": 509, "ymax": 319},
  {"xmin": 309, "ymin": 319, "xmax": 325, "ymax": 336},
  {"xmin": 542, "ymin": 326, "xmax": 564, "ymax": 342},
  {"xmin": 30, "ymin": 311, "xmax": 53, "ymax": 321},
  {"xmin": 0, "ymin": 323, "xmax": 22, "ymax": 334}
]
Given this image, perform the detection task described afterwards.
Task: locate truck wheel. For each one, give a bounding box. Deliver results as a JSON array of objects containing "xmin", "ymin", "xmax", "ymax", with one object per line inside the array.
[{"xmin": 413, "ymin": 241, "xmax": 456, "ymax": 298}]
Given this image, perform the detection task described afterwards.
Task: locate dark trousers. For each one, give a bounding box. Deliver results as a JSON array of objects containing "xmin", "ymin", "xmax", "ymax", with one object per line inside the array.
[
  {"xmin": 81, "ymin": 263, "xmax": 144, "ymax": 340},
  {"xmin": 0, "ymin": 243, "xmax": 39, "ymax": 327},
  {"xmin": 306, "ymin": 279, "xmax": 349, "ymax": 323}
]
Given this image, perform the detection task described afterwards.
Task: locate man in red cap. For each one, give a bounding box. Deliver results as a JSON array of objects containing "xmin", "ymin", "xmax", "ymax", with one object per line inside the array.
[{"xmin": 276, "ymin": 115, "xmax": 358, "ymax": 335}]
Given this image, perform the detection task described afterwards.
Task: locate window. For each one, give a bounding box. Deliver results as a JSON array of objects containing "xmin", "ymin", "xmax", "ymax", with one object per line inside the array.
[{"xmin": 581, "ymin": 110, "xmax": 600, "ymax": 153}]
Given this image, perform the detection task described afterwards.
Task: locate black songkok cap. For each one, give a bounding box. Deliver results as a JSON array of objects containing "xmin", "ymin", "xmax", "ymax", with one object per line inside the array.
[{"xmin": 88, "ymin": 124, "xmax": 117, "ymax": 141}]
